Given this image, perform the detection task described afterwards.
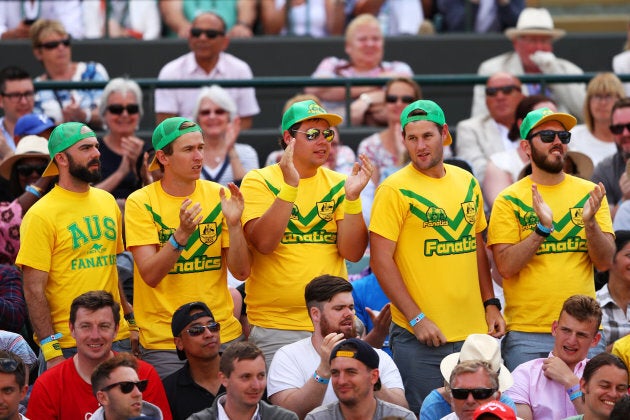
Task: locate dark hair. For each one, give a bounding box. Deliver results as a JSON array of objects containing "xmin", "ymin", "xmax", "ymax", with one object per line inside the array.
[
  {"xmin": 508, "ymin": 95, "xmax": 557, "ymax": 141},
  {"xmin": 0, "ymin": 66, "xmax": 31, "ymax": 93},
  {"xmin": 304, "ymin": 275, "xmax": 353, "ymax": 311},
  {"xmin": 612, "ymin": 98, "xmax": 630, "ymax": 116},
  {"xmin": 219, "ymin": 341, "xmax": 264, "ymax": 378},
  {"xmin": 91, "ymin": 352, "xmax": 138, "ymax": 396},
  {"xmin": 560, "ymin": 295, "xmax": 602, "ymax": 328},
  {"xmin": 611, "ymin": 395, "xmax": 630, "ymax": 420},
  {"xmin": 582, "ymin": 353, "xmax": 628, "ymax": 384},
  {"xmin": 614, "ymin": 230, "xmax": 630, "ymax": 261},
  {"xmin": 70, "ymin": 290, "xmax": 121, "ymax": 326},
  {"xmin": 0, "ymin": 350, "xmax": 26, "ymax": 388}
]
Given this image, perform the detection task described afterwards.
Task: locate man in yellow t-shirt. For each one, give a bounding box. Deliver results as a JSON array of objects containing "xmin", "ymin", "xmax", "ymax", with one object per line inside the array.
[
  {"xmin": 125, "ymin": 117, "xmax": 250, "ymax": 378},
  {"xmin": 369, "ymin": 99, "xmax": 506, "ymax": 414},
  {"xmin": 16, "ymin": 122, "xmax": 129, "ymax": 372},
  {"xmin": 488, "ymin": 107, "xmax": 614, "ymax": 371},
  {"xmin": 240, "ymin": 100, "xmax": 373, "ymax": 366}
]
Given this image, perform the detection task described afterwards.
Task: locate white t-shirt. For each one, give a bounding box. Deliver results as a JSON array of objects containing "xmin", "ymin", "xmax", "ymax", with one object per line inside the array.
[{"xmin": 569, "ymin": 124, "xmax": 617, "ymax": 167}]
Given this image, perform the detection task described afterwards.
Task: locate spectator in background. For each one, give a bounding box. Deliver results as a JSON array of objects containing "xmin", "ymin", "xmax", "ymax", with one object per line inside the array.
[
  {"xmin": 435, "ymin": 0, "xmax": 523, "ymax": 33},
  {"xmin": 0, "ymin": 66, "xmax": 36, "ymax": 160},
  {"xmin": 351, "ymin": 272, "xmax": 392, "ymax": 355},
  {"xmin": 260, "ymin": 0, "xmax": 348, "ymax": 37},
  {"xmin": 0, "ymin": 350, "xmax": 28, "ymax": 420},
  {"xmin": 82, "ymin": 0, "xmax": 161, "ymax": 40},
  {"xmin": 305, "ymin": 14, "xmax": 413, "ymax": 125},
  {"xmin": 194, "ymin": 85, "xmax": 259, "ymax": 187},
  {"xmin": 472, "ymin": 8, "xmax": 585, "ymax": 120},
  {"xmin": 570, "ymin": 73, "xmax": 625, "ymax": 168},
  {"xmin": 159, "ymin": 0, "xmax": 257, "ymax": 38},
  {"xmin": 93, "ymin": 78, "xmax": 147, "ymax": 199},
  {"xmin": 0, "ymin": 264, "xmax": 27, "ymax": 335},
  {"xmin": 350, "ymin": 0, "xmax": 426, "ymax": 35},
  {"xmin": 13, "ymin": 113, "xmax": 55, "ymax": 144},
  {"xmin": 611, "ymin": 395, "xmax": 630, "ymax": 420},
  {"xmin": 444, "ymin": 361, "xmax": 503, "ymax": 420},
  {"xmin": 30, "ymin": 19, "xmax": 109, "ymax": 128},
  {"xmin": 612, "ymin": 21, "xmax": 630, "ymax": 97},
  {"xmin": 155, "ymin": 12, "xmax": 260, "ymax": 128},
  {"xmin": 0, "ymin": 0, "xmax": 83, "ymax": 39}
]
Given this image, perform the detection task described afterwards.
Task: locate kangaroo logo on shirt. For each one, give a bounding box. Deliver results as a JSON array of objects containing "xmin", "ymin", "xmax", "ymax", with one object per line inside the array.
[
  {"xmin": 461, "ymin": 201, "xmax": 476, "ymax": 225},
  {"xmin": 570, "ymin": 207, "xmax": 584, "ymax": 227},
  {"xmin": 290, "ymin": 204, "xmax": 299, "ymax": 220},
  {"xmin": 199, "ymin": 222, "xmax": 218, "ymax": 245},
  {"xmin": 424, "ymin": 206, "xmax": 448, "ymax": 227},
  {"xmin": 317, "ymin": 200, "xmax": 335, "ymax": 221}
]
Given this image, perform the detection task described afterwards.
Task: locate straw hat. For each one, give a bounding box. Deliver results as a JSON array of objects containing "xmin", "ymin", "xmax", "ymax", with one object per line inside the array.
[
  {"xmin": 0, "ymin": 135, "xmax": 50, "ymax": 180},
  {"xmin": 505, "ymin": 8, "xmax": 565, "ymax": 41}
]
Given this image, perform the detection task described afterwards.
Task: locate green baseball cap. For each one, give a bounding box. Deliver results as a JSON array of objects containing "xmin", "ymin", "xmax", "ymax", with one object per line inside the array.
[
  {"xmin": 520, "ymin": 107, "xmax": 577, "ymax": 140},
  {"xmin": 42, "ymin": 122, "xmax": 96, "ymax": 177},
  {"xmin": 400, "ymin": 100, "xmax": 452, "ymax": 145},
  {"xmin": 281, "ymin": 100, "xmax": 342, "ymax": 134},
  {"xmin": 149, "ymin": 117, "xmax": 202, "ymax": 171}
]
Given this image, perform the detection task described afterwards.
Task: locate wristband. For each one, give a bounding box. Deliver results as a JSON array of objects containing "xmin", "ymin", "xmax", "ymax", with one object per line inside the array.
[
  {"xmin": 569, "ymin": 390, "xmax": 583, "ymax": 401},
  {"xmin": 535, "ymin": 222, "xmax": 553, "ymax": 238},
  {"xmin": 277, "ymin": 183, "xmax": 298, "ymax": 203},
  {"xmin": 25, "ymin": 185, "xmax": 42, "ymax": 198},
  {"xmin": 41, "ymin": 340, "xmax": 63, "ymax": 361},
  {"xmin": 169, "ymin": 234, "xmax": 186, "ymax": 251},
  {"xmin": 409, "ymin": 312, "xmax": 425, "ymax": 327},
  {"xmin": 344, "ymin": 198, "xmax": 362, "ymax": 214},
  {"xmin": 483, "ymin": 298, "xmax": 502, "ymax": 311},
  {"xmin": 40, "ymin": 332, "xmax": 63, "ymax": 345},
  {"xmin": 126, "ymin": 315, "xmax": 139, "ymax": 331},
  {"xmin": 566, "ymin": 384, "xmax": 580, "ymax": 395},
  {"xmin": 313, "ymin": 371, "xmax": 330, "ymax": 384},
  {"xmin": 124, "ymin": 312, "xmax": 135, "ymax": 322}
]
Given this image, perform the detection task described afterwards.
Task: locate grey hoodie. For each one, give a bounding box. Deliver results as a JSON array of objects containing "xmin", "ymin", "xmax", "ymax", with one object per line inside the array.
[{"xmin": 88, "ymin": 400, "xmax": 164, "ymax": 419}]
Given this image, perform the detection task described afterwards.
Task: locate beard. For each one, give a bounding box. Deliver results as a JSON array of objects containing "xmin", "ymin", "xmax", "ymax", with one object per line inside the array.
[
  {"xmin": 530, "ymin": 142, "xmax": 564, "ymax": 174},
  {"xmin": 320, "ymin": 312, "xmax": 356, "ymax": 339},
  {"xmin": 67, "ymin": 152, "xmax": 102, "ymax": 183}
]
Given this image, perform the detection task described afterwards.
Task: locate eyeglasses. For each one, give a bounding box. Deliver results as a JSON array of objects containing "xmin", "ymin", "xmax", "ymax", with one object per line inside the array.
[
  {"xmin": 0, "ymin": 358, "xmax": 19, "ymax": 373},
  {"xmin": 186, "ymin": 322, "xmax": 221, "ymax": 336},
  {"xmin": 37, "ymin": 37, "xmax": 71, "ymax": 50},
  {"xmin": 101, "ymin": 380, "xmax": 148, "ymax": 394},
  {"xmin": 592, "ymin": 94, "xmax": 617, "ymax": 102},
  {"xmin": 385, "ymin": 95, "xmax": 415, "ymax": 104},
  {"xmin": 198, "ymin": 108, "xmax": 227, "ymax": 117},
  {"xmin": 294, "ymin": 128, "xmax": 335, "ymax": 142},
  {"xmin": 1, "ymin": 91, "xmax": 35, "ymax": 101},
  {"xmin": 190, "ymin": 28, "xmax": 225, "ymax": 38},
  {"xmin": 485, "ymin": 85, "xmax": 520, "ymax": 97},
  {"xmin": 16, "ymin": 163, "xmax": 47, "ymax": 177},
  {"xmin": 610, "ymin": 123, "xmax": 630, "ymax": 135},
  {"xmin": 528, "ymin": 130, "xmax": 571, "ymax": 144},
  {"xmin": 451, "ymin": 388, "xmax": 497, "ymax": 400},
  {"xmin": 106, "ymin": 104, "xmax": 140, "ymax": 115}
]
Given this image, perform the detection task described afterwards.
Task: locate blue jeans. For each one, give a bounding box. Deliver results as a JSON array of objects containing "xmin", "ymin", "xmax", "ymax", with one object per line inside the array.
[{"xmin": 390, "ymin": 323, "xmax": 463, "ymax": 415}]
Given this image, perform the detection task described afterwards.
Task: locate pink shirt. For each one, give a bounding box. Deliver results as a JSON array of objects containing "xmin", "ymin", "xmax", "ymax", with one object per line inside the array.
[{"xmin": 505, "ymin": 353, "xmax": 586, "ymax": 420}]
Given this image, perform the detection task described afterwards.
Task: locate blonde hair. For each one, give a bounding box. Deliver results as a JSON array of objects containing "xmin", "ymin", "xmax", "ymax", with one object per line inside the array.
[
  {"xmin": 345, "ymin": 14, "xmax": 381, "ymax": 41},
  {"xmin": 30, "ymin": 19, "xmax": 68, "ymax": 49},
  {"xmin": 583, "ymin": 72, "xmax": 625, "ymax": 132}
]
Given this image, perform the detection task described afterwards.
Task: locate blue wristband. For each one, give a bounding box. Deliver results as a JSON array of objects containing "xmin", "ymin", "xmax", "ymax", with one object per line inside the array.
[
  {"xmin": 313, "ymin": 371, "xmax": 330, "ymax": 384},
  {"xmin": 566, "ymin": 384, "xmax": 580, "ymax": 395},
  {"xmin": 536, "ymin": 222, "xmax": 551, "ymax": 234},
  {"xmin": 168, "ymin": 234, "xmax": 185, "ymax": 251},
  {"xmin": 409, "ymin": 312, "xmax": 425, "ymax": 327},
  {"xmin": 25, "ymin": 185, "xmax": 42, "ymax": 198},
  {"xmin": 40, "ymin": 332, "xmax": 63, "ymax": 345},
  {"xmin": 569, "ymin": 390, "xmax": 583, "ymax": 401}
]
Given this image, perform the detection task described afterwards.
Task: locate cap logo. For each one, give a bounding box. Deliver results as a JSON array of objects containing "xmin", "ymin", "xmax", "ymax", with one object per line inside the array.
[
  {"xmin": 335, "ymin": 350, "xmax": 357, "ymax": 358},
  {"xmin": 540, "ymin": 108, "xmax": 554, "ymax": 117},
  {"xmin": 308, "ymin": 103, "xmax": 326, "ymax": 115}
]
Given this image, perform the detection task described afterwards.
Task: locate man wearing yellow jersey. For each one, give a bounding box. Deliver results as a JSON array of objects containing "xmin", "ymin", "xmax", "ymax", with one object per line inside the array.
[
  {"xmin": 369, "ymin": 100, "xmax": 505, "ymax": 414},
  {"xmin": 16, "ymin": 122, "xmax": 130, "ymax": 372},
  {"xmin": 488, "ymin": 108, "xmax": 614, "ymax": 371},
  {"xmin": 125, "ymin": 117, "xmax": 250, "ymax": 378},
  {"xmin": 240, "ymin": 99, "xmax": 373, "ymax": 366}
]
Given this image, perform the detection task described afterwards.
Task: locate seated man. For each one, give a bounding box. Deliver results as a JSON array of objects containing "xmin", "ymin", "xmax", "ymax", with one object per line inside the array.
[
  {"xmin": 267, "ymin": 274, "xmax": 407, "ymax": 419},
  {"xmin": 505, "ymin": 295, "xmax": 603, "ymax": 420},
  {"xmin": 443, "ymin": 360, "xmax": 503, "ymax": 420},
  {"xmin": 306, "ymin": 338, "xmax": 415, "ymax": 419}
]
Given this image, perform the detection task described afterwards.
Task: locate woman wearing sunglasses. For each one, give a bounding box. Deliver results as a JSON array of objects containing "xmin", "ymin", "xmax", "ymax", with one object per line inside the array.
[
  {"xmin": 30, "ymin": 19, "xmax": 109, "ymax": 129},
  {"xmin": 94, "ymin": 78, "xmax": 147, "ymax": 199},
  {"xmin": 193, "ymin": 85, "xmax": 259, "ymax": 187}
]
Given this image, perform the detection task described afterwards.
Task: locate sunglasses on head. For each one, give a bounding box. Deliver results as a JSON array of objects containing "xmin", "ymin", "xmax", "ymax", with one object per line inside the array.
[
  {"xmin": 101, "ymin": 379, "xmax": 149, "ymax": 394},
  {"xmin": 529, "ymin": 130, "xmax": 571, "ymax": 144},
  {"xmin": 38, "ymin": 37, "xmax": 71, "ymax": 50},
  {"xmin": 186, "ymin": 322, "xmax": 221, "ymax": 336},
  {"xmin": 198, "ymin": 108, "xmax": 227, "ymax": 117},
  {"xmin": 451, "ymin": 388, "xmax": 497, "ymax": 400},
  {"xmin": 0, "ymin": 358, "xmax": 19, "ymax": 373},
  {"xmin": 107, "ymin": 104, "xmax": 140, "ymax": 115},
  {"xmin": 294, "ymin": 128, "xmax": 335, "ymax": 142},
  {"xmin": 16, "ymin": 163, "xmax": 47, "ymax": 177},
  {"xmin": 485, "ymin": 85, "xmax": 520, "ymax": 97},
  {"xmin": 190, "ymin": 28, "xmax": 225, "ymax": 38},
  {"xmin": 610, "ymin": 123, "xmax": 630, "ymax": 135},
  {"xmin": 385, "ymin": 95, "xmax": 415, "ymax": 104}
]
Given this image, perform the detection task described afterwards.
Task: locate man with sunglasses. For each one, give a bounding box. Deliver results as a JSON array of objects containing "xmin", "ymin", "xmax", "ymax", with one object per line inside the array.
[
  {"xmin": 163, "ymin": 302, "xmax": 226, "ymax": 420},
  {"xmin": 0, "ymin": 350, "xmax": 28, "ymax": 420},
  {"xmin": 240, "ymin": 100, "xmax": 373, "ymax": 366},
  {"xmin": 443, "ymin": 360, "xmax": 503, "ymax": 420},
  {"xmin": 488, "ymin": 108, "xmax": 614, "ymax": 372},
  {"xmin": 456, "ymin": 71, "xmax": 524, "ymax": 183},
  {"xmin": 0, "ymin": 66, "xmax": 36, "ymax": 161},
  {"xmin": 155, "ymin": 12, "xmax": 259, "ymax": 128}
]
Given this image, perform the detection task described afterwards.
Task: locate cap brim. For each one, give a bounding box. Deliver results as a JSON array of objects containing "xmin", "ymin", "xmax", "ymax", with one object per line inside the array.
[
  {"xmin": 148, "ymin": 155, "xmax": 160, "ymax": 172},
  {"xmin": 291, "ymin": 113, "xmax": 343, "ymax": 131},
  {"xmin": 440, "ymin": 351, "xmax": 513, "ymax": 392},
  {"xmin": 41, "ymin": 160, "xmax": 59, "ymax": 177},
  {"xmin": 505, "ymin": 28, "xmax": 565, "ymax": 40},
  {"xmin": 444, "ymin": 131, "xmax": 453, "ymax": 146},
  {"xmin": 532, "ymin": 112, "xmax": 577, "ymax": 133}
]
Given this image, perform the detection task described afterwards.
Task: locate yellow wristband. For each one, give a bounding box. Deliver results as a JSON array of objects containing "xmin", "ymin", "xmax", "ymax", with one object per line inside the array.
[
  {"xmin": 344, "ymin": 198, "xmax": 362, "ymax": 214},
  {"xmin": 41, "ymin": 340, "xmax": 63, "ymax": 361},
  {"xmin": 128, "ymin": 325, "xmax": 140, "ymax": 332},
  {"xmin": 277, "ymin": 183, "xmax": 298, "ymax": 202}
]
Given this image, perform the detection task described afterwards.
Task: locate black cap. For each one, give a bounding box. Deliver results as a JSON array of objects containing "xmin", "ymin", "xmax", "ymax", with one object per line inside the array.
[
  {"xmin": 330, "ymin": 338, "xmax": 379, "ymax": 369},
  {"xmin": 171, "ymin": 301, "xmax": 215, "ymax": 360}
]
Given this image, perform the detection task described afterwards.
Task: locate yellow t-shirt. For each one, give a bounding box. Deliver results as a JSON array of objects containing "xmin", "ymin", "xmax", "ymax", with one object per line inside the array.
[
  {"xmin": 16, "ymin": 185, "xmax": 127, "ymax": 348},
  {"xmin": 612, "ymin": 335, "xmax": 630, "ymax": 377},
  {"xmin": 369, "ymin": 164, "xmax": 488, "ymax": 342},
  {"xmin": 487, "ymin": 175, "xmax": 613, "ymax": 333},
  {"xmin": 125, "ymin": 180, "xmax": 241, "ymax": 349},
  {"xmin": 240, "ymin": 164, "xmax": 348, "ymax": 330}
]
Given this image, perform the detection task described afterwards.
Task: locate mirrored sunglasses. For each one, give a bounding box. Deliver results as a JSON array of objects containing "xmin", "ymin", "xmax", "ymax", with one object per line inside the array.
[
  {"xmin": 294, "ymin": 128, "xmax": 335, "ymax": 142},
  {"xmin": 190, "ymin": 28, "xmax": 225, "ymax": 38},
  {"xmin": 485, "ymin": 85, "xmax": 520, "ymax": 97},
  {"xmin": 38, "ymin": 37, "xmax": 71, "ymax": 50},
  {"xmin": 529, "ymin": 130, "xmax": 571, "ymax": 144},
  {"xmin": 451, "ymin": 388, "xmax": 497, "ymax": 400},
  {"xmin": 107, "ymin": 104, "xmax": 140, "ymax": 115},
  {"xmin": 610, "ymin": 123, "xmax": 630, "ymax": 135},
  {"xmin": 101, "ymin": 380, "xmax": 149, "ymax": 394},
  {"xmin": 385, "ymin": 95, "xmax": 415, "ymax": 104},
  {"xmin": 186, "ymin": 322, "xmax": 221, "ymax": 337}
]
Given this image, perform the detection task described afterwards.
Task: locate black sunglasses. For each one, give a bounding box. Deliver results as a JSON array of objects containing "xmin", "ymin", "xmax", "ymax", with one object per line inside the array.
[
  {"xmin": 38, "ymin": 37, "xmax": 71, "ymax": 50},
  {"xmin": 529, "ymin": 130, "xmax": 571, "ymax": 144},
  {"xmin": 451, "ymin": 388, "xmax": 497, "ymax": 400},
  {"xmin": 293, "ymin": 128, "xmax": 335, "ymax": 142},
  {"xmin": 186, "ymin": 322, "xmax": 221, "ymax": 336},
  {"xmin": 101, "ymin": 380, "xmax": 149, "ymax": 394},
  {"xmin": 190, "ymin": 28, "xmax": 225, "ymax": 38},
  {"xmin": 485, "ymin": 85, "xmax": 520, "ymax": 97},
  {"xmin": 385, "ymin": 95, "xmax": 415, "ymax": 104},
  {"xmin": 0, "ymin": 358, "xmax": 19, "ymax": 373},
  {"xmin": 16, "ymin": 163, "xmax": 47, "ymax": 177},
  {"xmin": 107, "ymin": 104, "xmax": 140, "ymax": 115},
  {"xmin": 610, "ymin": 123, "xmax": 630, "ymax": 135},
  {"xmin": 198, "ymin": 108, "xmax": 227, "ymax": 117}
]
